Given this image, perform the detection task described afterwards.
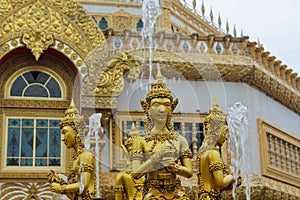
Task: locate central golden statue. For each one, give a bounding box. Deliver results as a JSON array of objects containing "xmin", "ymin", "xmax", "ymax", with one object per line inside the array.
[{"xmin": 130, "ymin": 69, "xmax": 193, "ymax": 200}]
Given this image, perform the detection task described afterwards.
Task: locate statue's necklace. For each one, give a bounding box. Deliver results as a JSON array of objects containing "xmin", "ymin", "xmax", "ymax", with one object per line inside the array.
[
  {"xmin": 145, "ymin": 130, "xmax": 176, "ymax": 142},
  {"xmin": 146, "ymin": 131, "xmax": 175, "ymax": 152}
]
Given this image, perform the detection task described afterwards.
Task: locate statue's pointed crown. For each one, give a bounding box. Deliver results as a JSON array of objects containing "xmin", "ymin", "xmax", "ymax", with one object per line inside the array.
[
  {"xmin": 209, "ymin": 98, "xmax": 223, "ymax": 115},
  {"xmin": 124, "ymin": 122, "xmax": 140, "ymax": 153},
  {"xmin": 128, "ymin": 122, "xmax": 140, "ymax": 137},
  {"xmin": 60, "ymin": 99, "xmax": 84, "ymax": 129},
  {"xmin": 203, "ymin": 98, "xmax": 227, "ymax": 140},
  {"xmin": 146, "ymin": 68, "xmax": 173, "ymax": 103}
]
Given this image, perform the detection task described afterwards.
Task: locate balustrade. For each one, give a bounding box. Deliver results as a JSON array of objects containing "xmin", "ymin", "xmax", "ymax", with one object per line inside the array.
[{"xmin": 83, "ymin": 0, "xmax": 300, "ymax": 94}]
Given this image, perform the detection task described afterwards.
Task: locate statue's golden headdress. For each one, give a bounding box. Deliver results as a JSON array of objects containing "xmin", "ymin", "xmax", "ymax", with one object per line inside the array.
[
  {"xmin": 140, "ymin": 68, "xmax": 178, "ymax": 132},
  {"xmin": 60, "ymin": 99, "xmax": 86, "ymax": 140},
  {"xmin": 203, "ymin": 98, "xmax": 227, "ymax": 146},
  {"xmin": 124, "ymin": 122, "xmax": 140, "ymax": 152},
  {"xmin": 142, "ymin": 69, "xmax": 178, "ymax": 110},
  {"xmin": 146, "ymin": 69, "xmax": 173, "ymax": 103}
]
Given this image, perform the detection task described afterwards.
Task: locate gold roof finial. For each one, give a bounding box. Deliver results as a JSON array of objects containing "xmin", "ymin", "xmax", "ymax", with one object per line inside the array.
[
  {"xmin": 201, "ymin": 0, "xmax": 205, "ymax": 16},
  {"xmin": 226, "ymin": 19, "xmax": 229, "ymax": 34}
]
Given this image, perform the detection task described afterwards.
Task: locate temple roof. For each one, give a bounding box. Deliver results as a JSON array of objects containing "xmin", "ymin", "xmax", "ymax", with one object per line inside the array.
[{"xmin": 78, "ymin": 0, "xmax": 300, "ymax": 113}]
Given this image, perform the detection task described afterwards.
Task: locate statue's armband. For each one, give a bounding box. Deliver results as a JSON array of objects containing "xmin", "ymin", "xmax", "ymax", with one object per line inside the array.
[
  {"xmin": 209, "ymin": 161, "xmax": 224, "ymax": 173},
  {"xmin": 181, "ymin": 149, "xmax": 193, "ymax": 159},
  {"xmin": 80, "ymin": 163, "xmax": 94, "ymax": 174},
  {"xmin": 114, "ymin": 185, "xmax": 124, "ymax": 194}
]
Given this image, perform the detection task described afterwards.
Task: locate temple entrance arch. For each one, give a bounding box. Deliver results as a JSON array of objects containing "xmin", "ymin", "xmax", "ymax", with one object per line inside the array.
[{"xmin": 0, "ymin": 0, "xmax": 106, "ymax": 81}]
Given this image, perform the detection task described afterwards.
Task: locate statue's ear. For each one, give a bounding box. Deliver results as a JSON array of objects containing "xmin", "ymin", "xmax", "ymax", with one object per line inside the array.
[
  {"xmin": 140, "ymin": 99, "xmax": 149, "ymax": 112},
  {"xmin": 172, "ymin": 98, "xmax": 179, "ymax": 111}
]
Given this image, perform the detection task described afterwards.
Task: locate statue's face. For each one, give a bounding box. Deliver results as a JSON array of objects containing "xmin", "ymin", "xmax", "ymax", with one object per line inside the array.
[
  {"xmin": 149, "ymin": 97, "xmax": 171, "ymax": 125},
  {"xmin": 61, "ymin": 125, "xmax": 76, "ymax": 148}
]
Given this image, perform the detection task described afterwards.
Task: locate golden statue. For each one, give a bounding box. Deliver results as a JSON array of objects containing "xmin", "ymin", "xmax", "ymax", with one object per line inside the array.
[
  {"xmin": 131, "ymin": 69, "xmax": 193, "ymax": 200},
  {"xmin": 196, "ymin": 99, "xmax": 234, "ymax": 200},
  {"xmin": 48, "ymin": 100, "xmax": 96, "ymax": 200},
  {"xmin": 114, "ymin": 123, "xmax": 145, "ymax": 200}
]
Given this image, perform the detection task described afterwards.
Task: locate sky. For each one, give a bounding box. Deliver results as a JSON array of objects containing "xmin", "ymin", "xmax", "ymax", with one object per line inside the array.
[{"xmin": 185, "ymin": 0, "xmax": 300, "ymax": 74}]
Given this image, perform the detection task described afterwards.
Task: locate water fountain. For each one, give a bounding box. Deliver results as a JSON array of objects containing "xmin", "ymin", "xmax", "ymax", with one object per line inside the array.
[
  {"xmin": 85, "ymin": 113, "xmax": 104, "ymax": 200},
  {"xmin": 141, "ymin": 0, "xmax": 162, "ymax": 80},
  {"xmin": 227, "ymin": 102, "xmax": 251, "ymax": 200}
]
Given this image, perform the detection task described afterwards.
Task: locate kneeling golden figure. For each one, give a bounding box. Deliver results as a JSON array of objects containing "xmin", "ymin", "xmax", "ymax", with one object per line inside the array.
[
  {"xmin": 196, "ymin": 99, "xmax": 235, "ymax": 200},
  {"xmin": 48, "ymin": 100, "xmax": 96, "ymax": 200},
  {"xmin": 114, "ymin": 123, "xmax": 145, "ymax": 200}
]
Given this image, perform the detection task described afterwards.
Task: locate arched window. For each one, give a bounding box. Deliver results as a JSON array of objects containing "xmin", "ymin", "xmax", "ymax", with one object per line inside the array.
[
  {"xmin": 136, "ymin": 19, "xmax": 144, "ymax": 32},
  {"xmin": 3, "ymin": 67, "xmax": 66, "ymax": 170},
  {"xmin": 9, "ymin": 70, "xmax": 63, "ymax": 99},
  {"xmin": 99, "ymin": 17, "xmax": 108, "ymax": 31}
]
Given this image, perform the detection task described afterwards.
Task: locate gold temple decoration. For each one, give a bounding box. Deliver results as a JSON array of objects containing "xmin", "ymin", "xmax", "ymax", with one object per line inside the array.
[
  {"xmin": 82, "ymin": 51, "xmax": 141, "ymax": 109},
  {"xmin": 22, "ymin": 30, "xmax": 54, "ymax": 60},
  {"xmin": 19, "ymin": 0, "xmax": 55, "ymax": 60},
  {"xmin": 196, "ymin": 98, "xmax": 234, "ymax": 200},
  {"xmin": 48, "ymin": 99, "xmax": 97, "ymax": 200},
  {"xmin": 0, "ymin": 0, "xmax": 106, "ymax": 60}
]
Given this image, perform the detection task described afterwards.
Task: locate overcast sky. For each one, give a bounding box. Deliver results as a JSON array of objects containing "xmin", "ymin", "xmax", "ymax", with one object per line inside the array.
[{"xmin": 185, "ymin": 0, "xmax": 300, "ymax": 74}]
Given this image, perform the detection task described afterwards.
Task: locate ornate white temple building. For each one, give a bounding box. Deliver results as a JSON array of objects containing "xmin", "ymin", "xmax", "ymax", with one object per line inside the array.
[{"xmin": 0, "ymin": 0, "xmax": 299, "ymax": 199}]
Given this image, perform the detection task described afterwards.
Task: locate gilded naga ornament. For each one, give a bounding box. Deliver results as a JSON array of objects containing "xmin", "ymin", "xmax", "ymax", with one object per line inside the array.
[
  {"xmin": 48, "ymin": 100, "xmax": 96, "ymax": 200},
  {"xmin": 196, "ymin": 99, "xmax": 235, "ymax": 200},
  {"xmin": 130, "ymin": 69, "xmax": 193, "ymax": 200},
  {"xmin": 114, "ymin": 123, "xmax": 145, "ymax": 200}
]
